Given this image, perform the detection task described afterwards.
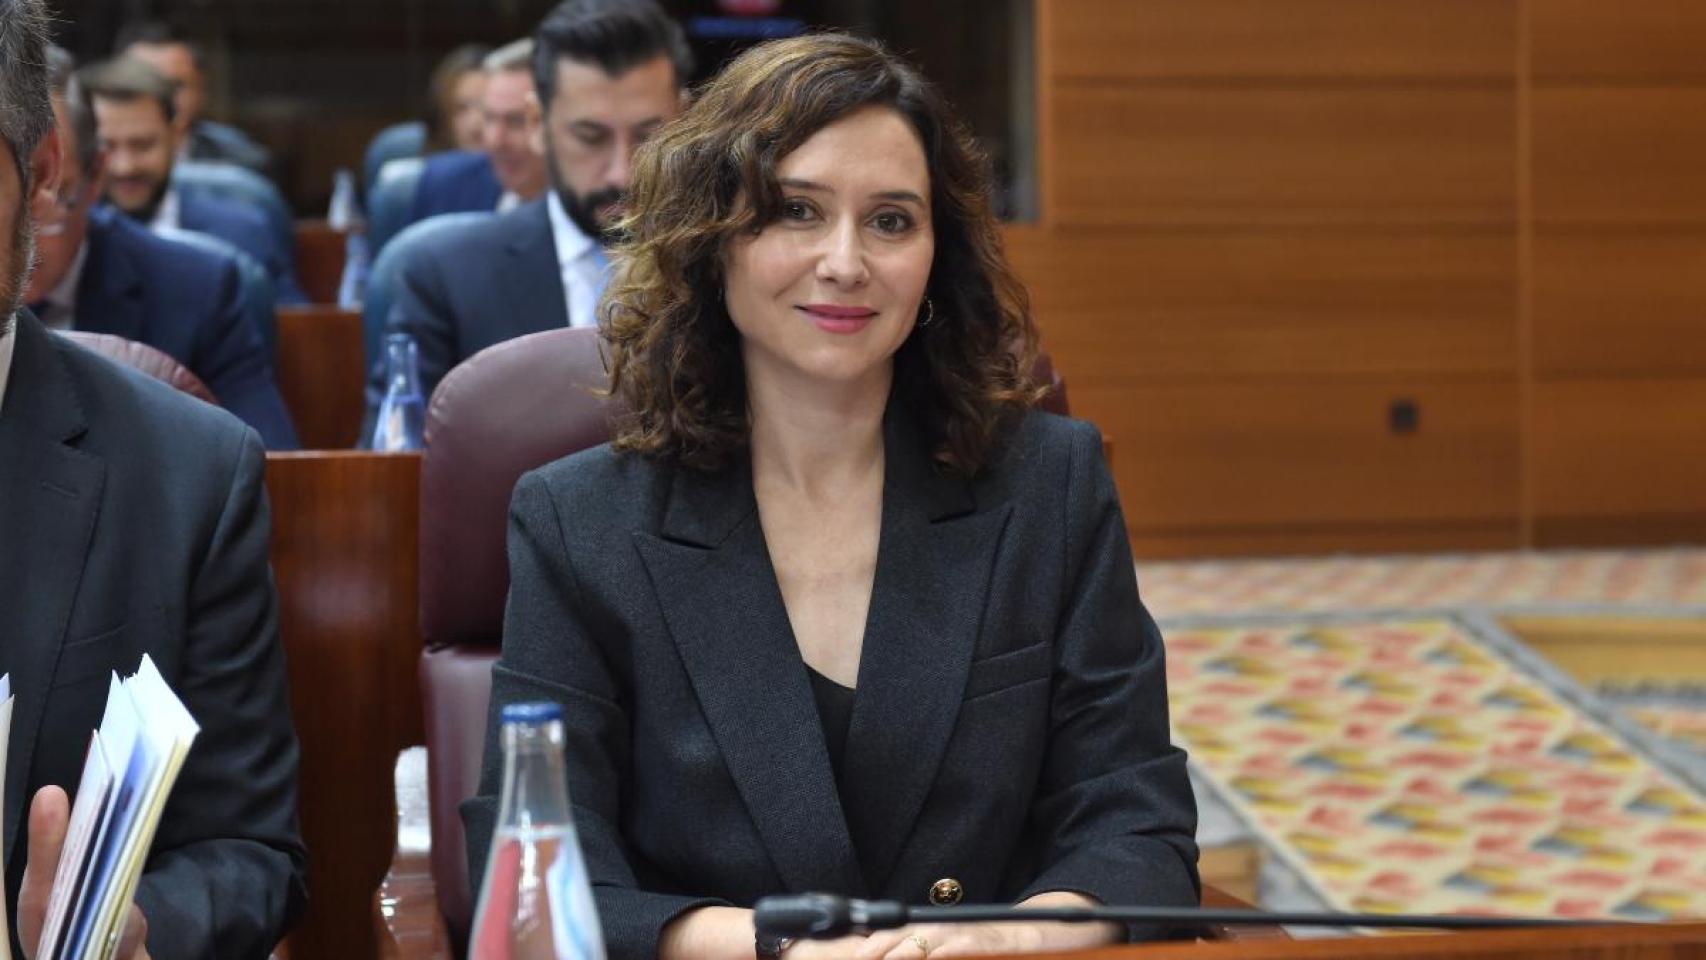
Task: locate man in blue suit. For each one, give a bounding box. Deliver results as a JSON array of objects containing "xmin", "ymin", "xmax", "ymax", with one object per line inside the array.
[
  {"xmin": 406, "ymin": 39, "xmax": 543, "ymax": 223},
  {"xmin": 365, "ymin": 0, "xmax": 690, "ymax": 433},
  {"xmin": 24, "ymin": 51, "xmax": 297, "ymax": 449},
  {"xmin": 77, "ymin": 56, "xmax": 306, "ymax": 305}
]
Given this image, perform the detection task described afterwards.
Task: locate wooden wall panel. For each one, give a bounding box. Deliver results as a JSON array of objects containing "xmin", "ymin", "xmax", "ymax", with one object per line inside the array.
[
  {"xmin": 1050, "ymin": 0, "xmax": 1515, "ymax": 82},
  {"xmin": 1073, "ymin": 379, "xmax": 1519, "ymax": 532},
  {"xmin": 1531, "ymin": 88, "xmax": 1706, "ymax": 225},
  {"xmin": 1531, "ymin": 234, "xmax": 1706, "ymax": 377},
  {"xmin": 1530, "ymin": 0, "xmax": 1706, "ymax": 81},
  {"xmin": 1005, "ymin": 228, "xmax": 1517, "ymax": 381},
  {"xmin": 1051, "ymin": 87, "xmax": 1515, "ymax": 227},
  {"xmin": 1531, "ymin": 378, "xmax": 1706, "ymax": 520}
]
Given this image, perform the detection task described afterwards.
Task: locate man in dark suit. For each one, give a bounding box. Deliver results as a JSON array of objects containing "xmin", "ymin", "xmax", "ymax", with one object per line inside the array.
[
  {"xmin": 0, "ymin": 2, "xmax": 308, "ymax": 955},
  {"xmin": 365, "ymin": 0, "xmax": 691, "ymax": 428},
  {"xmin": 24, "ymin": 52, "xmax": 297, "ymax": 449},
  {"xmin": 115, "ymin": 19, "xmax": 272, "ymax": 176},
  {"xmin": 407, "ymin": 148, "xmax": 501, "ymax": 223},
  {"xmin": 78, "ymin": 57, "xmax": 306, "ymax": 305}
]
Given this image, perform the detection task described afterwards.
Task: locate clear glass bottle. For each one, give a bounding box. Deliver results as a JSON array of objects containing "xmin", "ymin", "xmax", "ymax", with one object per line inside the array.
[
  {"xmin": 469, "ymin": 702, "xmax": 606, "ymax": 960},
  {"xmin": 369, "ymin": 333, "xmax": 425, "ymax": 451}
]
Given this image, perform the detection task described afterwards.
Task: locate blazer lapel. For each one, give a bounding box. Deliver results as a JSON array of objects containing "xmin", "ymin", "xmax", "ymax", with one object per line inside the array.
[
  {"xmin": 633, "ymin": 458, "xmax": 866, "ymax": 895},
  {"xmin": 840, "ymin": 412, "xmax": 1012, "ymax": 893},
  {"xmin": 502, "ymin": 202, "xmax": 570, "ymax": 333},
  {"xmin": 0, "ymin": 313, "xmax": 106, "ymax": 865}
]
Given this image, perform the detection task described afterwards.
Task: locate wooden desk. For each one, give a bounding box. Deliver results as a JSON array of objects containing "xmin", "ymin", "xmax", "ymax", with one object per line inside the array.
[
  {"xmin": 267, "ymin": 451, "xmax": 422, "ymax": 959},
  {"xmin": 1089, "ymin": 923, "xmax": 1706, "ymax": 959},
  {"xmin": 276, "ymin": 305, "xmax": 366, "ymax": 449},
  {"xmin": 294, "ymin": 219, "xmax": 347, "ymax": 306}
]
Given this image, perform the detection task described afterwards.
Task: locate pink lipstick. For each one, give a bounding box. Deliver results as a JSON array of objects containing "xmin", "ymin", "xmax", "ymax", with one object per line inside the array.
[{"xmin": 799, "ymin": 303, "xmax": 877, "ymax": 334}]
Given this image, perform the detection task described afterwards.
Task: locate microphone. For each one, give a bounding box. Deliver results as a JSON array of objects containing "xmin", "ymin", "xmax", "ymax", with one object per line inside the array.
[{"xmin": 752, "ymin": 894, "xmax": 1615, "ymax": 941}]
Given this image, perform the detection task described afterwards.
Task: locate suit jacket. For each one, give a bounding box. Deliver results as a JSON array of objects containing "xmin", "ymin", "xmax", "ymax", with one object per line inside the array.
[
  {"xmin": 361, "ymin": 200, "xmax": 566, "ymax": 437},
  {"xmin": 407, "ymin": 149, "xmax": 502, "ymax": 223},
  {"xmin": 77, "ymin": 207, "xmax": 299, "ymax": 450},
  {"xmin": 185, "ymin": 119, "xmax": 272, "ymax": 177},
  {"xmin": 0, "ymin": 311, "xmax": 308, "ymax": 958},
  {"xmin": 463, "ymin": 408, "xmax": 1200, "ymax": 960},
  {"xmin": 175, "ymin": 189, "xmax": 308, "ymax": 306}
]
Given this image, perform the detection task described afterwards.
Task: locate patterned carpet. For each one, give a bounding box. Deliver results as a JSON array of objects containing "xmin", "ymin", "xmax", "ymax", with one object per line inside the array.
[{"xmin": 1142, "ymin": 548, "xmax": 1706, "ymax": 923}]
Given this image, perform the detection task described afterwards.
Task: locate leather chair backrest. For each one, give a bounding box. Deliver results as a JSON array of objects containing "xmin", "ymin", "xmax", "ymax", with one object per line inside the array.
[
  {"xmin": 365, "ymin": 158, "xmax": 426, "ymax": 262},
  {"xmin": 156, "ymin": 226, "xmax": 280, "ymax": 360},
  {"xmin": 362, "ymin": 121, "xmax": 426, "ymax": 205},
  {"xmin": 418, "ymin": 327, "xmax": 617, "ymax": 937},
  {"xmin": 361, "ymin": 210, "xmax": 486, "ymax": 375},
  {"xmin": 171, "ymin": 160, "xmax": 295, "ymax": 267},
  {"xmin": 57, "ymin": 329, "xmax": 217, "ymax": 404}
]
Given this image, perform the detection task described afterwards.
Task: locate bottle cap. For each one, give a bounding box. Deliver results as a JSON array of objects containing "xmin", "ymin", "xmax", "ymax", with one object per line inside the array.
[{"xmin": 501, "ymin": 701, "xmax": 563, "ymax": 725}]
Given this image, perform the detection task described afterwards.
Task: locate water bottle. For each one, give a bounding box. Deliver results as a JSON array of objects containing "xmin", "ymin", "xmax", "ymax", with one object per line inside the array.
[
  {"xmin": 369, "ymin": 333, "xmax": 425, "ymax": 451},
  {"xmin": 470, "ymin": 702, "xmax": 606, "ymax": 960},
  {"xmin": 327, "ymin": 167, "xmax": 358, "ymax": 232}
]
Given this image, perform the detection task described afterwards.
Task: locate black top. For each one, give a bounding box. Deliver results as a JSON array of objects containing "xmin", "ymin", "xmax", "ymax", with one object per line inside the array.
[{"xmin": 806, "ymin": 667, "xmax": 856, "ymax": 778}]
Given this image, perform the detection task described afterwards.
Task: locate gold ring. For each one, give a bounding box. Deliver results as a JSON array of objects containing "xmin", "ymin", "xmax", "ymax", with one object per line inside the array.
[{"xmin": 909, "ymin": 934, "xmax": 931, "ymax": 956}]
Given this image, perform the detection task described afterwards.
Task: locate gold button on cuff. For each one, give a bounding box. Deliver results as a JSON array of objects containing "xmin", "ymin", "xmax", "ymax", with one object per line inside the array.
[{"xmin": 928, "ymin": 878, "xmax": 963, "ymax": 905}]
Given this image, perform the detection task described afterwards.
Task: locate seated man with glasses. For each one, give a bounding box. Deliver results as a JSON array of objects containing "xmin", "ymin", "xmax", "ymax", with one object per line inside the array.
[{"xmin": 24, "ymin": 46, "xmax": 296, "ymax": 449}]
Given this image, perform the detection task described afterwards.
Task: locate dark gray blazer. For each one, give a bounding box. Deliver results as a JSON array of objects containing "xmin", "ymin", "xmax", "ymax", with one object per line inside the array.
[
  {"xmin": 0, "ymin": 311, "xmax": 308, "ymax": 958},
  {"xmin": 463, "ymin": 407, "xmax": 1199, "ymax": 960}
]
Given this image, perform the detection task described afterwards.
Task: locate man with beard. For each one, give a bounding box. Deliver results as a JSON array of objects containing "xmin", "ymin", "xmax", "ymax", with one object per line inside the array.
[
  {"xmin": 363, "ymin": 0, "xmax": 690, "ymax": 428},
  {"xmin": 78, "ymin": 57, "xmax": 306, "ymax": 305},
  {"xmin": 0, "ymin": 1, "xmax": 307, "ymax": 955},
  {"xmin": 115, "ymin": 19, "xmax": 273, "ymax": 176},
  {"xmin": 24, "ymin": 47, "xmax": 297, "ymax": 449}
]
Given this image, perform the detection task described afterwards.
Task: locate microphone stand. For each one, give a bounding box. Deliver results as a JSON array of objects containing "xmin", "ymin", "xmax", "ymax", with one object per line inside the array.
[{"xmin": 752, "ymin": 893, "xmax": 1617, "ymax": 942}]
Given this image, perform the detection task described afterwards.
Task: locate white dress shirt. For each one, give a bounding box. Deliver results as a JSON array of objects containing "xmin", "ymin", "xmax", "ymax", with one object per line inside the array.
[
  {"xmin": 545, "ymin": 190, "xmax": 609, "ymax": 329},
  {"xmin": 0, "ymin": 312, "xmax": 16, "ymax": 416},
  {"xmin": 34, "ymin": 239, "xmax": 88, "ymax": 331},
  {"xmin": 149, "ymin": 186, "xmax": 182, "ymax": 231}
]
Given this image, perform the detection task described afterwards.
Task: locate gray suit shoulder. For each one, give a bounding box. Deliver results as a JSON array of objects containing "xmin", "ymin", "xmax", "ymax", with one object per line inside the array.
[{"xmin": 53, "ymin": 333, "xmax": 257, "ymax": 477}]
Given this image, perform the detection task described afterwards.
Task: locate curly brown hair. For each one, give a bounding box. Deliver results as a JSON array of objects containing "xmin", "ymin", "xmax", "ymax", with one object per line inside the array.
[{"xmin": 602, "ymin": 32, "xmax": 1042, "ymax": 476}]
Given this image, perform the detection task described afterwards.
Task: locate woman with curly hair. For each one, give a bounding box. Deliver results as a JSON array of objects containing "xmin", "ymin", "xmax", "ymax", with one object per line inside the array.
[{"xmin": 464, "ymin": 32, "xmax": 1199, "ymax": 960}]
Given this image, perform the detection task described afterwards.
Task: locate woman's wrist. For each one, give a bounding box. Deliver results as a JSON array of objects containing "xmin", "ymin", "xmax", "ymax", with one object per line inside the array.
[
  {"xmin": 1012, "ymin": 892, "xmax": 1122, "ymax": 951},
  {"xmin": 658, "ymin": 905, "xmax": 762, "ymax": 960}
]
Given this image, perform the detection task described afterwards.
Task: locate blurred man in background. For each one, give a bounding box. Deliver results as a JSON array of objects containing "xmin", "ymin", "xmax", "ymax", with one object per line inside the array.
[
  {"xmin": 364, "ymin": 0, "xmax": 691, "ymax": 433},
  {"xmin": 79, "ymin": 56, "xmax": 305, "ymax": 304},
  {"xmin": 25, "ymin": 47, "xmax": 297, "ymax": 449},
  {"xmin": 408, "ymin": 38, "xmax": 547, "ymax": 223},
  {"xmin": 116, "ymin": 19, "xmax": 272, "ymax": 175}
]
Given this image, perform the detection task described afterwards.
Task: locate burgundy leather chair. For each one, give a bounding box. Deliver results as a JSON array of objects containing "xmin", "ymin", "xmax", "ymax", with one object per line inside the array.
[
  {"xmin": 416, "ymin": 326, "xmax": 617, "ymax": 943},
  {"xmin": 56, "ymin": 330, "xmax": 218, "ymax": 405}
]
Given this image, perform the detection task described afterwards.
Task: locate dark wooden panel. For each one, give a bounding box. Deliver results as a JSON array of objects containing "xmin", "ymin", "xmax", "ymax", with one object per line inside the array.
[
  {"xmin": 1532, "ymin": 233, "xmax": 1706, "ymax": 377},
  {"xmin": 276, "ymin": 305, "xmax": 366, "ymax": 450},
  {"xmin": 1531, "ymin": 88, "xmax": 1706, "ymax": 225},
  {"xmin": 1531, "ymin": 377, "xmax": 1706, "ymax": 519},
  {"xmin": 1072, "ymin": 379, "xmax": 1520, "ymax": 532},
  {"xmin": 1004, "ymin": 227, "xmax": 1517, "ymax": 381},
  {"xmin": 1048, "ymin": 0, "xmax": 1515, "ymax": 81},
  {"xmin": 293, "ymin": 219, "xmax": 347, "ymax": 306},
  {"xmin": 267, "ymin": 452, "xmax": 421, "ymax": 960},
  {"xmin": 1082, "ymin": 922, "xmax": 1706, "ymax": 957},
  {"xmin": 1050, "ymin": 87, "xmax": 1515, "ymax": 227},
  {"xmin": 1531, "ymin": 0, "xmax": 1706, "ymax": 81}
]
